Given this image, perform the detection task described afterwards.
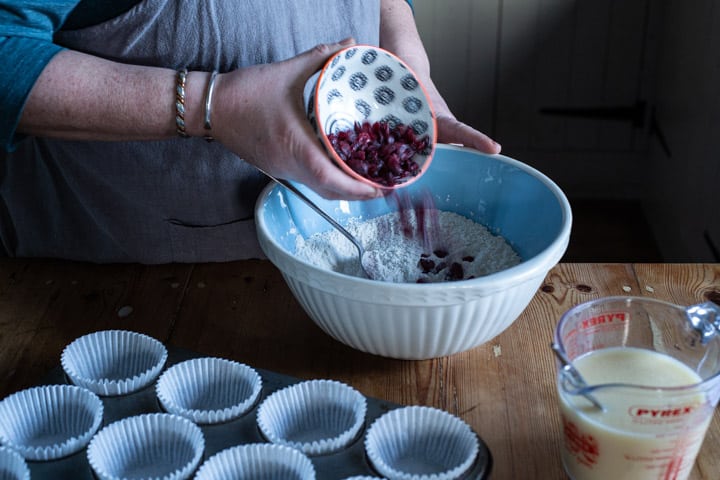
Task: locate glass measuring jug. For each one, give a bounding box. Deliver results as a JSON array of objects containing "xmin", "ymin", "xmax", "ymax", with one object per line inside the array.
[{"xmin": 553, "ymin": 296, "xmax": 720, "ymax": 480}]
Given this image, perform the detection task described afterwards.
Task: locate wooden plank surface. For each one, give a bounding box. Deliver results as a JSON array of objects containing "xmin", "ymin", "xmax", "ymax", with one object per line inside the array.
[{"xmin": 1, "ymin": 260, "xmax": 719, "ymax": 479}]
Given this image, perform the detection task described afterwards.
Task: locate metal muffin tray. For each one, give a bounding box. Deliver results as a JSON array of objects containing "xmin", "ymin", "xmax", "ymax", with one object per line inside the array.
[{"xmin": 26, "ymin": 347, "xmax": 492, "ymax": 479}]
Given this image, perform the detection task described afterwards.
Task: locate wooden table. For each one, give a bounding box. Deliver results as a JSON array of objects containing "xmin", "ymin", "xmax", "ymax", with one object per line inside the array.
[{"xmin": 1, "ymin": 260, "xmax": 719, "ymax": 479}]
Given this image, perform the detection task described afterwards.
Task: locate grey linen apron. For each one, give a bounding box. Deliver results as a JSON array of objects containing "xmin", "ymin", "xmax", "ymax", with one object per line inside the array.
[{"xmin": 0, "ymin": 0, "xmax": 380, "ymax": 263}]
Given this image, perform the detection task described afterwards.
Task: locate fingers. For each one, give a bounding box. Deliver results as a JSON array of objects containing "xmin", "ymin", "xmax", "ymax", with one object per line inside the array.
[
  {"xmin": 436, "ymin": 115, "xmax": 501, "ymax": 154},
  {"xmin": 292, "ymin": 138, "xmax": 382, "ymax": 200},
  {"xmin": 294, "ymin": 37, "xmax": 357, "ymax": 81},
  {"xmin": 417, "ymin": 76, "xmax": 501, "ymax": 154}
]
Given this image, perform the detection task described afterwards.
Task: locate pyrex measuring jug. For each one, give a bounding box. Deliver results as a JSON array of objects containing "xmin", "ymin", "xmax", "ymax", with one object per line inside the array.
[{"xmin": 553, "ymin": 296, "xmax": 720, "ymax": 480}]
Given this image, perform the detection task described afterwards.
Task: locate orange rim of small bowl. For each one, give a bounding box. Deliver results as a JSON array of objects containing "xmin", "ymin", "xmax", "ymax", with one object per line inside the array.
[{"xmin": 313, "ymin": 45, "xmax": 438, "ymax": 190}]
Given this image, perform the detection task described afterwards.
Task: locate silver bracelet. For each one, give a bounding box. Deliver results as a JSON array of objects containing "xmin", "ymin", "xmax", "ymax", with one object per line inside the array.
[
  {"xmin": 175, "ymin": 68, "xmax": 189, "ymax": 138},
  {"xmin": 203, "ymin": 70, "xmax": 219, "ymax": 142}
]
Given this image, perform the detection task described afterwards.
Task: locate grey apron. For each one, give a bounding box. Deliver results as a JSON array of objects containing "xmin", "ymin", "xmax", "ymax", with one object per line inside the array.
[{"xmin": 0, "ymin": 0, "xmax": 380, "ymax": 263}]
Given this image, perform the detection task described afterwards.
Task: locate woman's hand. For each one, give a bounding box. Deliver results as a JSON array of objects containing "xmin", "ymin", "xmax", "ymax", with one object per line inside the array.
[
  {"xmin": 379, "ymin": 0, "xmax": 501, "ymax": 154},
  {"xmin": 419, "ymin": 76, "xmax": 501, "ymax": 154},
  {"xmin": 210, "ymin": 39, "xmax": 382, "ymax": 201}
]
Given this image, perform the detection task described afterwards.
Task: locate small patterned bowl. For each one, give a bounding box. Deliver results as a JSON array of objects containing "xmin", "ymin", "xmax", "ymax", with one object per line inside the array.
[{"xmin": 305, "ymin": 45, "xmax": 436, "ymax": 189}]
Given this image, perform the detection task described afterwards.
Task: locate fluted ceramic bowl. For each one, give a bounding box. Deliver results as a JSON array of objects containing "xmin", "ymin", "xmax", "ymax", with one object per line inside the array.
[
  {"xmin": 305, "ymin": 44, "xmax": 436, "ymax": 189},
  {"xmin": 255, "ymin": 144, "xmax": 572, "ymax": 359}
]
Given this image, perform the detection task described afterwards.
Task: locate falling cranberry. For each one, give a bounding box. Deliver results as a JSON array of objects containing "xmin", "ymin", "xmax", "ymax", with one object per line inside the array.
[
  {"xmin": 413, "ymin": 249, "xmax": 481, "ymax": 283},
  {"xmin": 418, "ymin": 257, "xmax": 435, "ymax": 273},
  {"xmin": 446, "ymin": 262, "xmax": 464, "ymax": 281},
  {"xmin": 327, "ymin": 121, "xmax": 430, "ymax": 187}
]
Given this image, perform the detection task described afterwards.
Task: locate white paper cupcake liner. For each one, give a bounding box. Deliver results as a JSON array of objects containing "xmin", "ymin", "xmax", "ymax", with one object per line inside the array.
[
  {"xmin": 364, "ymin": 406, "xmax": 479, "ymax": 480},
  {"xmin": 0, "ymin": 384, "xmax": 103, "ymax": 461},
  {"xmin": 257, "ymin": 379, "xmax": 367, "ymax": 455},
  {"xmin": 0, "ymin": 446, "xmax": 30, "ymax": 480},
  {"xmin": 156, "ymin": 357, "xmax": 262, "ymax": 424},
  {"xmin": 61, "ymin": 330, "xmax": 168, "ymax": 396},
  {"xmin": 87, "ymin": 413, "xmax": 204, "ymax": 480},
  {"xmin": 342, "ymin": 477, "xmax": 387, "ymax": 480},
  {"xmin": 195, "ymin": 443, "xmax": 316, "ymax": 480}
]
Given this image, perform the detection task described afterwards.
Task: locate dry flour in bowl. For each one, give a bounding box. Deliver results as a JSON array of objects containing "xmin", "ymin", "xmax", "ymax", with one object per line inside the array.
[{"xmin": 295, "ymin": 210, "xmax": 521, "ymax": 283}]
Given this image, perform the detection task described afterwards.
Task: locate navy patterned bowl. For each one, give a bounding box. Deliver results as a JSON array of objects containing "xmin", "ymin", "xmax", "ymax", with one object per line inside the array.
[{"xmin": 305, "ymin": 45, "xmax": 437, "ymax": 189}]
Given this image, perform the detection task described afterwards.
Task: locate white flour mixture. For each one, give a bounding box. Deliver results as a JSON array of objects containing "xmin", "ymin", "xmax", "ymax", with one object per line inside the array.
[{"xmin": 295, "ymin": 210, "xmax": 521, "ymax": 283}]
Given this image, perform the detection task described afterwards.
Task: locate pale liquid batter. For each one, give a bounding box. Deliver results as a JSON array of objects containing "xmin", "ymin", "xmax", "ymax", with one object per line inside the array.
[{"xmin": 558, "ymin": 347, "xmax": 712, "ymax": 480}]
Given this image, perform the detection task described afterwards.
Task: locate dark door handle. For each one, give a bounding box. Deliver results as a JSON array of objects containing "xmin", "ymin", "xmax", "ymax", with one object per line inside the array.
[{"xmin": 539, "ymin": 100, "xmax": 647, "ymax": 128}]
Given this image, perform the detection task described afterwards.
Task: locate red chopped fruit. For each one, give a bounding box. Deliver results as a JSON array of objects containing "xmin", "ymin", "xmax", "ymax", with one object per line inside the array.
[
  {"xmin": 418, "ymin": 257, "xmax": 435, "ymax": 273},
  {"xmin": 447, "ymin": 262, "xmax": 464, "ymax": 281},
  {"xmin": 415, "ymin": 250, "xmax": 477, "ymax": 282},
  {"xmin": 327, "ymin": 121, "xmax": 430, "ymax": 187}
]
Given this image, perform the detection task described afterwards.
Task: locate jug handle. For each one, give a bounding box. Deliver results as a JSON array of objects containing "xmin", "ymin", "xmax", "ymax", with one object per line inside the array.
[{"xmin": 686, "ymin": 301, "xmax": 720, "ymax": 343}]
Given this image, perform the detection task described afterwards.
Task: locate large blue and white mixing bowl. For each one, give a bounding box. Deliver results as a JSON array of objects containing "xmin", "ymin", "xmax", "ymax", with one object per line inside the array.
[{"xmin": 255, "ymin": 144, "xmax": 572, "ymax": 359}]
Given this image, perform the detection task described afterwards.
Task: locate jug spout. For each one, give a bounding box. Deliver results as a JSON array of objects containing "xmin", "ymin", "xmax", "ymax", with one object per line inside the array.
[{"xmin": 687, "ymin": 301, "xmax": 720, "ymax": 344}]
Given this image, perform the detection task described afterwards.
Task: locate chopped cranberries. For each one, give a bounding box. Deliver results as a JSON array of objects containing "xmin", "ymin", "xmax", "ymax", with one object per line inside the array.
[
  {"xmin": 388, "ymin": 189, "xmax": 481, "ymax": 283},
  {"xmin": 414, "ymin": 249, "xmax": 478, "ymax": 283},
  {"xmin": 418, "ymin": 257, "xmax": 435, "ymax": 273},
  {"xmin": 327, "ymin": 121, "xmax": 430, "ymax": 187},
  {"xmin": 447, "ymin": 262, "xmax": 464, "ymax": 281}
]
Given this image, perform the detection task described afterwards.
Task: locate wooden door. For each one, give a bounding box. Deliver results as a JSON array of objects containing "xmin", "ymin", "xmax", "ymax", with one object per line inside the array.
[
  {"xmin": 642, "ymin": 0, "xmax": 720, "ymax": 261},
  {"xmin": 414, "ymin": 0, "xmax": 656, "ymax": 199}
]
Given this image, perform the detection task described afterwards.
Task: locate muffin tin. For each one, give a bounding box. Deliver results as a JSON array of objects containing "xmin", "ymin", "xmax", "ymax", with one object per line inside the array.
[{"xmin": 3, "ymin": 333, "xmax": 492, "ymax": 479}]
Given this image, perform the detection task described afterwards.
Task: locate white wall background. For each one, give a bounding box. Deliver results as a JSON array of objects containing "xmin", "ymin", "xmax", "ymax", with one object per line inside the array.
[
  {"xmin": 413, "ymin": 0, "xmax": 720, "ymax": 261},
  {"xmin": 643, "ymin": 0, "xmax": 720, "ymax": 262}
]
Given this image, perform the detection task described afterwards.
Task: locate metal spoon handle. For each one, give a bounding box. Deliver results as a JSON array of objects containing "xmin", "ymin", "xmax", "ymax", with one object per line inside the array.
[
  {"xmin": 551, "ymin": 343, "xmax": 606, "ymax": 411},
  {"xmin": 259, "ymin": 171, "xmax": 370, "ymax": 278}
]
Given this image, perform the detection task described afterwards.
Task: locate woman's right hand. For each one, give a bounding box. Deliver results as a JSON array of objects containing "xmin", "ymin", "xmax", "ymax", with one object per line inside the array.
[{"xmin": 210, "ymin": 39, "xmax": 382, "ymax": 201}]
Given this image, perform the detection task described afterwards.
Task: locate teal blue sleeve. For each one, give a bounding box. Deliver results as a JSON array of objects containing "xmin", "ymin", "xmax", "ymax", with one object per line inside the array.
[
  {"xmin": 1, "ymin": 0, "xmax": 411, "ymax": 151},
  {"xmin": 406, "ymin": 0, "xmax": 413, "ymax": 12},
  {"xmin": 0, "ymin": 1, "xmax": 78, "ymax": 152}
]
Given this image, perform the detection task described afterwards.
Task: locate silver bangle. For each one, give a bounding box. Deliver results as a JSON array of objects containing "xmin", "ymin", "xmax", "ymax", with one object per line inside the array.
[
  {"xmin": 203, "ymin": 70, "xmax": 219, "ymax": 142},
  {"xmin": 175, "ymin": 68, "xmax": 189, "ymax": 138}
]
